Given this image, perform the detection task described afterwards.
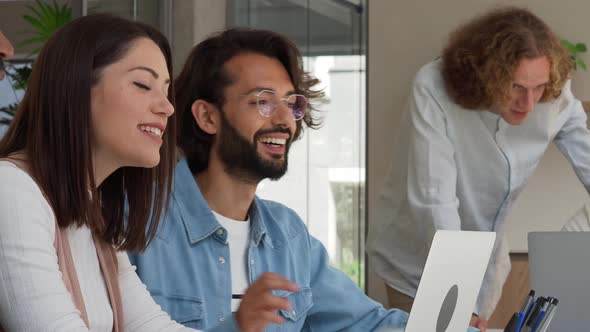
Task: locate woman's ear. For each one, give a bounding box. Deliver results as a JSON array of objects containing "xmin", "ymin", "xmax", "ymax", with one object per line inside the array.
[{"xmin": 191, "ymin": 100, "xmax": 219, "ymax": 135}]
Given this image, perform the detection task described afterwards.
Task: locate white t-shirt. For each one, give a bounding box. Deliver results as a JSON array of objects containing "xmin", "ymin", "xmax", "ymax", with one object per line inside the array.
[
  {"xmin": 0, "ymin": 161, "xmax": 197, "ymax": 331},
  {"xmin": 212, "ymin": 210, "xmax": 251, "ymax": 312}
]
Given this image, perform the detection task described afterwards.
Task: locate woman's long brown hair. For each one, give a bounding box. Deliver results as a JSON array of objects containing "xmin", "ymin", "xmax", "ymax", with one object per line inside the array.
[{"xmin": 0, "ymin": 14, "xmax": 177, "ymax": 251}]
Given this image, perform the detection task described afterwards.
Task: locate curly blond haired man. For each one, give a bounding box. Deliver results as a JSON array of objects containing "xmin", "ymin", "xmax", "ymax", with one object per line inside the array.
[{"xmin": 368, "ymin": 7, "xmax": 587, "ymax": 332}]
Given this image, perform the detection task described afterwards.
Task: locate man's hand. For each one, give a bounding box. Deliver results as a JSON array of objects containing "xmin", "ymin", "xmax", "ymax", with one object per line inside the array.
[
  {"xmin": 470, "ymin": 313, "xmax": 488, "ymax": 332},
  {"xmin": 236, "ymin": 272, "xmax": 299, "ymax": 332},
  {"xmin": 0, "ymin": 31, "xmax": 15, "ymax": 81}
]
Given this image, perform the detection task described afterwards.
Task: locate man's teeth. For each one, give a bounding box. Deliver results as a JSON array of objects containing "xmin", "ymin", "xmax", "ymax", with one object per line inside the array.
[
  {"xmin": 139, "ymin": 125, "xmax": 162, "ymax": 137},
  {"xmin": 260, "ymin": 137, "xmax": 286, "ymax": 145}
]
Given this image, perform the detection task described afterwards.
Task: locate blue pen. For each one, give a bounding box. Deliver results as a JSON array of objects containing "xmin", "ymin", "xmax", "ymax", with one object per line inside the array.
[
  {"xmin": 502, "ymin": 290, "xmax": 535, "ymax": 332},
  {"xmin": 531, "ymin": 311, "xmax": 545, "ymax": 332},
  {"xmin": 515, "ymin": 312, "xmax": 525, "ymax": 332},
  {"xmin": 520, "ymin": 290, "xmax": 535, "ymax": 313},
  {"xmin": 530, "ymin": 297, "xmax": 546, "ymax": 322},
  {"xmin": 503, "ymin": 312, "xmax": 523, "ymax": 332},
  {"xmin": 535, "ymin": 299, "xmax": 552, "ymax": 331},
  {"xmin": 522, "ymin": 297, "xmax": 547, "ymax": 332},
  {"xmin": 520, "ymin": 290, "xmax": 536, "ymax": 325}
]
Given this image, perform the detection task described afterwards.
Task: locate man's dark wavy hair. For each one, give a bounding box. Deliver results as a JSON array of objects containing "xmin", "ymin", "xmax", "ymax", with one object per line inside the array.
[{"xmin": 175, "ymin": 27, "xmax": 323, "ymax": 175}]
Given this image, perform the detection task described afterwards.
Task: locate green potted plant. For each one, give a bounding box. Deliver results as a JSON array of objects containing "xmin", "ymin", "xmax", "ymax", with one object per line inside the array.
[
  {"xmin": 561, "ymin": 39, "xmax": 587, "ymax": 71},
  {"xmin": 0, "ymin": 0, "xmax": 71, "ymax": 126},
  {"xmin": 560, "ymin": 39, "xmax": 590, "ymax": 114}
]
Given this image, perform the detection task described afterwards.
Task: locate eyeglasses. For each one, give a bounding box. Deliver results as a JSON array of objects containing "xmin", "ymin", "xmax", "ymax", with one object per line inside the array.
[{"xmin": 242, "ymin": 89, "xmax": 308, "ymax": 121}]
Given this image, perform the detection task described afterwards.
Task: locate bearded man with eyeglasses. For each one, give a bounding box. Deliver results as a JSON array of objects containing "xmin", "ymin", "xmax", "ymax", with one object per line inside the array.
[{"xmin": 127, "ymin": 27, "xmax": 417, "ymax": 332}]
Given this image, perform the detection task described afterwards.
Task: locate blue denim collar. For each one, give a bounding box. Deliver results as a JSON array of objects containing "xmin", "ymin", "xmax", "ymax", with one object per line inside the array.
[{"xmin": 172, "ymin": 159, "xmax": 277, "ymax": 248}]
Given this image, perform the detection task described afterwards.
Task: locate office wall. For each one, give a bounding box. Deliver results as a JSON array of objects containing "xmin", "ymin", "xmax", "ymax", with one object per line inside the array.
[
  {"xmin": 171, "ymin": 0, "xmax": 226, "ymax": 75},
  {"xmin": 367, "ymin": 0, "xmax": 590, "ymax": 305}
]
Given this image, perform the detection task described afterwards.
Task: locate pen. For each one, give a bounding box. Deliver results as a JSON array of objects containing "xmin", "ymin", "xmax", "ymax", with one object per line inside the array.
[
  {"xmin": 522, "ymin": 297, "xmax": 547, "ymax": 332},
  {"xmin": 523, "ymin": 296, "xmax": 543, "ymax": 325},
  {"xmin": 535, "ymin": 297, "xmax": 559, "ymax": 332},
  {"xmin": 520, "ymin": 290, "xmax": 536, "ymax": 314},
  {"xmin": 516, "ymin": 312, "xmax": 525, "ymax": 332},
  {"xmin": 530, "ymin": 307, "xmax": 546, "ymax": 332},
  {"xmin": 520, "ymin": 289, "xmax": 535, "ymax": 320},
  {"xmin": 503, "ymin": 312, "xmax": 523, "ymax": 332}
]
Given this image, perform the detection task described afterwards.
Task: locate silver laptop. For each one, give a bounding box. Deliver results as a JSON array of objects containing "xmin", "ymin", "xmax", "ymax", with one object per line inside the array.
[
  {"xmin": 403, "ymin": 230, "xmax": 496, "ymax": 332},
  {"xmin": 528, "ymin": 232, "xmax": 590, "ymax": 332}
]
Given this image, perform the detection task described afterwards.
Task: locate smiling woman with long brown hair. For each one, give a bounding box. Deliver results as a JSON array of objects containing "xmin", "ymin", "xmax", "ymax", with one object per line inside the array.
[{"xmin": 0, "ymin": 14, "xmax": 200, "ymax": 331}]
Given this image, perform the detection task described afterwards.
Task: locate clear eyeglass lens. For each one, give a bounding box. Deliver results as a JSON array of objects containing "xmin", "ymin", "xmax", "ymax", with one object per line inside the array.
[
  {"xmin": 256, "ymin": 91, "xmax": 308, "ymax": 120},
  {"xmin": 289, "ymin": 94, "xmax": 307, "ymax": 120},
  {"xmin": 257, "ymin": 91, "xmax": 276, "ymax": 116}
]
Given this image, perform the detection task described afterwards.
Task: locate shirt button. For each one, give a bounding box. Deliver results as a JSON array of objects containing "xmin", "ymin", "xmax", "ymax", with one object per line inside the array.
[
  {"xmin": 291, "ymin": 310, "xmax": 297, "ymax": 316},
  {"xmin": 250, "ymin": 259, "xmax": 254, "ymax": 265},
  {"xmin": 216, "ymin": 229, "xmax": 224, "ymax": 236},
  {"xmin": 219, "ymin": 317, "xmax": 225, "ymax": 322},
  {"xmin": 218, "ymin": 256, "xmax": 226, "ymax": 264}
]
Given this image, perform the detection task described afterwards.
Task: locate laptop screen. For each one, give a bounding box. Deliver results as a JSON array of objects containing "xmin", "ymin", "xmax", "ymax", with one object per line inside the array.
[
  {"xmin": 528, "ymin": 232, "xmax": 590, "ymax": 332},
  {"xmin": 405, "ymin": 230, "xmax": 495, "ymax": 332}
]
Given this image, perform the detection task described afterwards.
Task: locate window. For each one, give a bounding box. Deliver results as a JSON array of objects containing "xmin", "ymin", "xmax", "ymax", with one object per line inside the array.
[
  {"xmin": 85, "ymin": 0, "xmax": 160, "ymax": 26},
  {"xmin": 0, "ymin": 60, "xmax": 31, "ymax": 137}
]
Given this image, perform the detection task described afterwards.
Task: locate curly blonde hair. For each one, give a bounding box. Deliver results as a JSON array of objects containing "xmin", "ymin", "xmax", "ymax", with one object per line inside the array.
[{"xmin": 442, "ymin": 7, "xmax": 573, "ymax": 110}]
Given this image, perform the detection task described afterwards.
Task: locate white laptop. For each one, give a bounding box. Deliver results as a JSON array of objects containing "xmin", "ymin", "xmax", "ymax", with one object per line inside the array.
[
  {"xmin": 404, "ymin": 230, "xmax": 496, "ymax": 332},
  {"xmin": 528, "ymin": 232, "xmax": 590, "ymax": 332}
]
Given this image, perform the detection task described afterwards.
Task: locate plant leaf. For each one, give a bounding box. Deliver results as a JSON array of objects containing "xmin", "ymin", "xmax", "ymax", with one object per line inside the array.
[
  {"xmin": 576, "ymin": 43, "xmax": 587, "ymax": 53},
  {"xmin": 561, "ymin": 39, "xmax": 578, "ymax": 55},
  {"xmin": 576, "ymin": 58, "xmax": 587, "ymax": 71},
  {"xmin": 37, "ymin": 0, "xmax": 52, "ymax": 19},
  {"xmin": 25, "ymin": 4, "xmax": 45, "ymax": 24},
  {"xmin": 18, "ymin": 36, "xmax": 48, "ymax": 47},
  {"xmin": 18, "ymin": 0, "xmax": 72, "ymax": 52},
  {"xmin": 561, "ymin": 39, "xmax": 575, "ymax": 49},
  {"xmin": 22, "ymin": 15, "xmax": 47, "ymax": 34}
]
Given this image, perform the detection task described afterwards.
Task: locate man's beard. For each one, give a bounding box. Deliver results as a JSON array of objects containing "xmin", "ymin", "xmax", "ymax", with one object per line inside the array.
[{"xmin": 217, "ymin": 111, "xmax": 292, "ymax": 184}]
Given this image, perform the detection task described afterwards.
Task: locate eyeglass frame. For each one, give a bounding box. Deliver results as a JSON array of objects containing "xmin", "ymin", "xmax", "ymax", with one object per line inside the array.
[{"xmin": 239, "ymin": 89, "xmax": 308, "ymax": 121}]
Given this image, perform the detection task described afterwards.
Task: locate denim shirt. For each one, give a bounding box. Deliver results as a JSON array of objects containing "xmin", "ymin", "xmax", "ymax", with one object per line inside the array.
[{"xmin": 129, "ymin": 159, "xmax": 409, "ymax": 332}]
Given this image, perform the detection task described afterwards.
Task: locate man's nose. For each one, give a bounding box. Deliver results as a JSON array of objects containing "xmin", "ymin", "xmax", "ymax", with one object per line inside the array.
[{"xmin": 520, "ymin": 90, "xmax": 536, "ymax": 112}]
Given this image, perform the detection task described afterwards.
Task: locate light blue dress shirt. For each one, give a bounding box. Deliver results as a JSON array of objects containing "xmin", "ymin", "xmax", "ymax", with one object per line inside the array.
[
  {"xmin": 368, "ymin": 59, "xmax": 590, "ymax": 318},
  {"xmin": 129, "ymin": 159, "xmax": 409, "ymax": 331}
]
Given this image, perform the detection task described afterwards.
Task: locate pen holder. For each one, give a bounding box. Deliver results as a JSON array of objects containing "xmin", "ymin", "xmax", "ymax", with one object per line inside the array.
[{"xmin": 504, "ymin": 291, "xmax": 558, "ymax": 332}]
